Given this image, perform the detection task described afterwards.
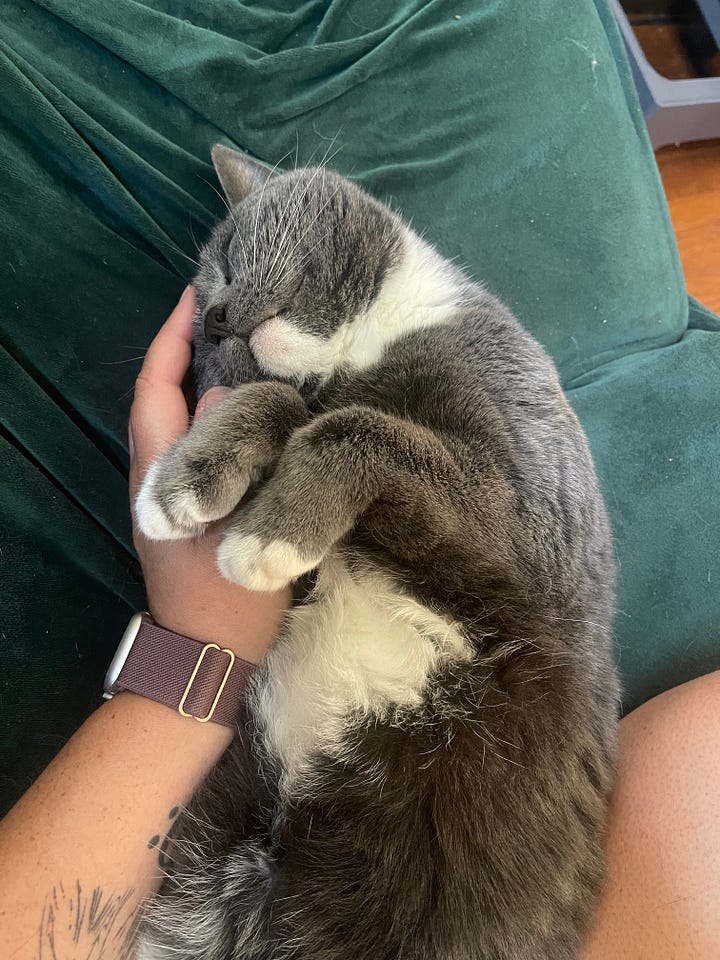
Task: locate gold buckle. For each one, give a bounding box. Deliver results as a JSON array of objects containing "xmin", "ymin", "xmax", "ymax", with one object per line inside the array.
[{"xmin": 178, "ymin": 643, "xmax": 236, "ymax": 723}]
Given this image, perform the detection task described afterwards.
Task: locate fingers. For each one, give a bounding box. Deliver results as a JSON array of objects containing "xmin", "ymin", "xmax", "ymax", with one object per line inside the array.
[
  {"xmin": 195, "ymin": 386, "xmax": 232, "ymax": 420},
  {"xmin": 138, "ymin": 285, "xmax": 195, "ymax": 388},
  {"xmin": 128, "ymin": 286, "xmax": 197, "ymax": 495}
]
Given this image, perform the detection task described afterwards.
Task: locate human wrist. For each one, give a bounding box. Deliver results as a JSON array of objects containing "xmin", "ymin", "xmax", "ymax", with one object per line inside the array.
[
  {"xmin": 147, "ymin": 591, "xmax": 287, "ymax": 665},
  {"xmin": 104, "ymin": 689, "xmax": 234, "ymax": 754},
  {"xmin": 105, "ymin": 612, "xmax": 262, "ymax": 730}
]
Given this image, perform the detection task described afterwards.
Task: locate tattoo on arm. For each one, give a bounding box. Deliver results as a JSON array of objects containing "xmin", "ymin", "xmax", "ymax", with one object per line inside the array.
[
  {"xmin": 39, "ymin": 881, "xmax": 139, "ymax": 960},
  {"xmin": 38, "ymin": 807, "xmax": 184, "ymax": 958},
  {"xmin": 148, "ymin": 805, "xmax": 182, "ymax": 871}
]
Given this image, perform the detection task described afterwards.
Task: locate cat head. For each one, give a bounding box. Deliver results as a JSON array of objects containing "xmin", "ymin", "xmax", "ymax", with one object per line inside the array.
[{"xmin": 191, "ymin": 145, "xmax": 405, "ymax": 395}]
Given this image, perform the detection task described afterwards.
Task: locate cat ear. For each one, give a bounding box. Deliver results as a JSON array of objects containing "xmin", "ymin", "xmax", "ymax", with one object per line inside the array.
[{"xmin": 211, "ymin": 144, "xmax": 275, "ymax": 205}]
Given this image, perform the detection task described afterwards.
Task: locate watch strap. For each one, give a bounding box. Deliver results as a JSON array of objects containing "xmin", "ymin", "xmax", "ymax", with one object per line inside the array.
[{"xmin": 109, "ymin": 615, "xmax": 256, "ymax": 728}]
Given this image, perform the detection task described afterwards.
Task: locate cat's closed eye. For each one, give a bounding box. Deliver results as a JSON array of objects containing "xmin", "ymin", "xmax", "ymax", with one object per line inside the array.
[{"xmin": 261, "ymin": 305, "xmax": 290, "ymax": 321}]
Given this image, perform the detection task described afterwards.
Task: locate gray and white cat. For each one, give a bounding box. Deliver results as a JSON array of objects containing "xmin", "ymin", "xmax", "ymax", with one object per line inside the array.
[{"xmin": 135, "ymin": 145, "xmax": 619, "ymax": 960}]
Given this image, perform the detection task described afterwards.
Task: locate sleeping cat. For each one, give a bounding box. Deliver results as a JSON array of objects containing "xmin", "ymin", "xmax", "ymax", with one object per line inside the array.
[{"xmin": 135, "ymin": 144, "xmax": 619, "ymax": 960}]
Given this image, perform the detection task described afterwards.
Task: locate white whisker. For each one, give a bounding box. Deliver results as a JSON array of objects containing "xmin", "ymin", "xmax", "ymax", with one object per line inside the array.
[
  {"xmin": 200, "ymin": 175, "xmax": 250, "ymax": 272},
  {"xmin": 255, "ymin": 146, "xmax": 300, "ymax": 285},
  {"xmin": 262, "ymin": 158, "xmax": 333, "ymax": 286},
  {"xmin": 268, "ymin": 183, "xmax": 339, "ymax": 286},
  {"xmin": 263, "ymin": 138, "xmax": 344, "ymax": 288}
]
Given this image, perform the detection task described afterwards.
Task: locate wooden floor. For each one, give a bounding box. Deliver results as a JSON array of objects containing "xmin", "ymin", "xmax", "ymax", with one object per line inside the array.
[
  {"xmin": 633, "ymin": 23, "xmax": 698, "ymax": 79},
  {"xmin": 628, "ymin": 13, "xmax": 719, "ymax": 313},
  {"xmin": 656, "ymin": 139, "xmax": 720, "ymax": 314}
]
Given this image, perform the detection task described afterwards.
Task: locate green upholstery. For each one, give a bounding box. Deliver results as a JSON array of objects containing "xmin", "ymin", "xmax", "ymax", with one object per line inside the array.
[{"xmin": 1, "ymin": 0, "xmax": 717, "ymax": 812}]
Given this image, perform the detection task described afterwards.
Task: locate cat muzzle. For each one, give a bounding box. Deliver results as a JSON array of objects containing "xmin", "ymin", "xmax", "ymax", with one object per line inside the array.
[{"xmin": 204, "ymin": 306, "xmax": 232, "ymax": 345}]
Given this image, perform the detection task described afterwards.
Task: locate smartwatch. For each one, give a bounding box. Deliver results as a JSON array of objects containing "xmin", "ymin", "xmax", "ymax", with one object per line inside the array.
[{"xmin": 103, "ymin": 613, "xmax": 256, "ymax": 728}]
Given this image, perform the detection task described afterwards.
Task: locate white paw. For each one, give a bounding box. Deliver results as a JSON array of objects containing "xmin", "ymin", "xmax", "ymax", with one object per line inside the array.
[
  {"xmin": 217, "ymin": 534, "xmax": 320, "ymax": 591},
  {"xmin": 169, "ymin": 488, "xmax": 221, "ymax": 525},
  {"xmin": 134, "ymin": 462, "xmax": 202, "ymax": 541}
]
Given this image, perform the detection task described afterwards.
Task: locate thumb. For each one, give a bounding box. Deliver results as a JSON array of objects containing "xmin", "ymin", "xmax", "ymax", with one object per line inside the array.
[{"xmin": 195, "ymin": 386, "xmax": 232, "ymax": 420}]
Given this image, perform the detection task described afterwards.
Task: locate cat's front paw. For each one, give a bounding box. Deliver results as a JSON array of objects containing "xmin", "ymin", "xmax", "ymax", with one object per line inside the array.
[
  {"xmin": 134, "ymin": 461, "xmax": 207, "ymax": 540},
  {"xmin": 217, "ymin": 529, "xmax": 322, "ymax": 591},
  {"xmin": 135, "ymin": 446, "xmax": 255, "ymax": 541}
]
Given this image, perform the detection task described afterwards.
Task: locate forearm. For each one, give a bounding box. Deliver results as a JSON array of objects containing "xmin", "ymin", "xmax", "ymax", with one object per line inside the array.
[{"xmin": 0, "ymin": 692, "xmax": 231, "ymax": 960}]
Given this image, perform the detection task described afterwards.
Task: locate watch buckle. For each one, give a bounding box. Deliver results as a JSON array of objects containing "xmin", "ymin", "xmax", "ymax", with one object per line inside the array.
[{"xmin": 178, "ymin": 643, "xmax": 236, "ymax": 723}]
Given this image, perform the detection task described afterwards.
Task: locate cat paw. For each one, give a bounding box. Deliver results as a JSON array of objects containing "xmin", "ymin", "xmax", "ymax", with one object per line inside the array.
[
  {"xmin": 134, "ymin": 462, "xmax": 206, "ymax": 540},
  {"xmin": 134, "ymin": 439, "xmax": 258, "ymax": 542},
  {"xmin": 135, "ymin": 458, "xmax": 247, "ymax": 541},
  {"xmin": 217, "ymin": 532, "xmax": 321, "ymax": 591}
]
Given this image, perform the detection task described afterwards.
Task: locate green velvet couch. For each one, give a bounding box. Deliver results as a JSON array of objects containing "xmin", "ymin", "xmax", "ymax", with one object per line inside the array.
[{"xmin": 1, "ymin": 0, "xmax": 718, "ymax": 814}]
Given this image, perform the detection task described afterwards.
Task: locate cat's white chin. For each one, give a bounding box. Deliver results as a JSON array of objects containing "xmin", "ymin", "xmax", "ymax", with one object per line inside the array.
[{"xmin": 249, "ymin": 317, "xmax": 334, "ymax": 381}]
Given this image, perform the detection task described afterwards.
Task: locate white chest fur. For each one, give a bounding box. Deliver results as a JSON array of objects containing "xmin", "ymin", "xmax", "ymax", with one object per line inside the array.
[{"xmin": 250, "ymin": 555, "xmax": 473, "ymax": 792}]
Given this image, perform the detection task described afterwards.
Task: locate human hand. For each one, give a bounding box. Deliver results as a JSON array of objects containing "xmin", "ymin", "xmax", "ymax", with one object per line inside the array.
[{"xmin": 128, "ymin": 286, "xmax": 289, "ymax": 663}]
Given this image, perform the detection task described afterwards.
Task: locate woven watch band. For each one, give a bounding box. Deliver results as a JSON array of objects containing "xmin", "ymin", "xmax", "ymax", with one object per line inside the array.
[{"xmin": 107, "ymin": 614, "xmax": 256, "ymax": 728}]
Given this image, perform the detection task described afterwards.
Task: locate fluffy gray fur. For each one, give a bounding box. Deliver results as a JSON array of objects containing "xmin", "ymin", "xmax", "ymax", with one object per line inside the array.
[{"xmin": 135, "ymin": 144, "xmax": 619, "ymax": 960}]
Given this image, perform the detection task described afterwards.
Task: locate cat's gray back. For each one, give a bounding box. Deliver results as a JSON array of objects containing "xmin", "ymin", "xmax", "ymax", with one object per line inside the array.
[{"xmin": 136, "ymin": 148, "xmax": 619, "ymax": 960}]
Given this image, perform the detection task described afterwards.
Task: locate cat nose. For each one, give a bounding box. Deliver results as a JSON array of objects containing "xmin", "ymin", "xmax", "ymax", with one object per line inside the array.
[{"xmin": 203, "ymin": 306, "xmax": 232, "ymax": 345}]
